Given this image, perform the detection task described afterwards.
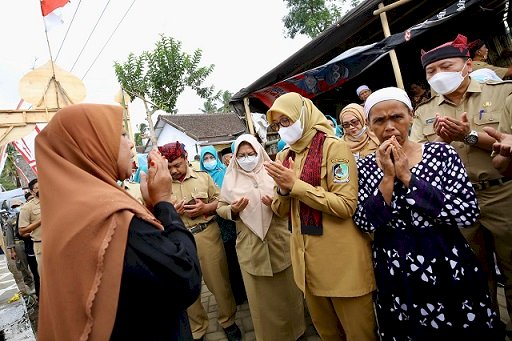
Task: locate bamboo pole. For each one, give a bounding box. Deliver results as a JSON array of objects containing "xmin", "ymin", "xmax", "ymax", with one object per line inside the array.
[
  {"xmin": 243, "ymin": 97, "xmax": 255, "ymax": 135},
  {"xmin": 377, "ymin": 2, "xmax": 404, "ymax": 89},
  {"xmin": 373, "ymin": 0, "xmax": 411, "ymax": 16}
]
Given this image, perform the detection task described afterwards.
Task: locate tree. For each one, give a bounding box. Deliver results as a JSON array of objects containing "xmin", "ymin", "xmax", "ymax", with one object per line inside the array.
[
  {"xmin": 282, "ymin": 0, "xmax": 363, "ymax": 39},
  {"xmin": 200, "ymin": 90, "xmax": 232, "ymax": 114},
  {"xmin": 134, "ymin": 123, "xmax": 148, "ymax": 147},
  {"xmin": 200, "ymin": 98, "xmax": 218, "ymax": 114},
  {"xmin": 114, "ymin": 35, "xmax": 215, "ymax": 144},
  {"xmin": 219, "ymin": 90, "xmax": 233, "ymax": 113},
  {"xmin": 0, "ymin": 145, "xmax": 21, "ymax": 191}
]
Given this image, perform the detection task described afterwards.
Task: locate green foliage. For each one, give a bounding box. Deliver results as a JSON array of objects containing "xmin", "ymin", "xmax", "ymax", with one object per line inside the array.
[
  {"xmin": 114, "ymin": 34, "xmax": 215, "ymax": 114},
  {"xmin": 0, "ymin": 145, "xmax": 20, "ymax": 190},
  {"xmin": 134, "ymin": 123, "xmax": 148, "ymax": 146},
  {"xmin": 282, "ymin": 0, "xmax": 362, "ymax": 39},
  {"xmin": 200, "ymin": 90, "xmax": 232, "ymax": 114}
]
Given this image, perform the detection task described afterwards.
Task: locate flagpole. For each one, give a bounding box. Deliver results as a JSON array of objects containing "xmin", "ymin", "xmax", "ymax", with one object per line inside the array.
[{"xmin": 40, "ymin": 0, "xmax": 60, "ymax": 108}]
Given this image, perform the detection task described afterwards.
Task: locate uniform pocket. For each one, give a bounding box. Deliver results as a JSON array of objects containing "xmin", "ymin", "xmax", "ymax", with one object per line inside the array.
[
  {"xmin": 473, "ymin": 111, "xmax": 500, "ymax": 130},
  {"xmin": 423, "ymin": 125, "xmax": 437, "ymax": 142}
]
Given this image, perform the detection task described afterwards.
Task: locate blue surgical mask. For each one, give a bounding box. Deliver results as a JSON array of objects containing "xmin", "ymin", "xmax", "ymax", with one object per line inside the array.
[{"xmin": 203, "ymin": 159, "xmax": 218, "ymax": 171}]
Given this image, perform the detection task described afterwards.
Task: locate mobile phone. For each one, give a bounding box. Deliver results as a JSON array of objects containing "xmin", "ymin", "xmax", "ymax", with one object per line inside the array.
[{"xmin": 185, "ymin": 198, "xmax": 196, "ymax": 206}]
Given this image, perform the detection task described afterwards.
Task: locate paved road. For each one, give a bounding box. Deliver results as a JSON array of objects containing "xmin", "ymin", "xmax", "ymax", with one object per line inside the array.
[
  {"xmin": 0, "ymin": 253, "xmax": 509, "ymax": 341},
  {"xmin": 0, "ymin": 255, "xmax": 35, "ymax": 341}
]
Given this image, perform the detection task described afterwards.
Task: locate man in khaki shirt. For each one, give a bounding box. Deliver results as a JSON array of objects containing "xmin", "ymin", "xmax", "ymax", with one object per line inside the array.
[
  {"xmin": 410, "ymin": 34, "xmax": 512, "ymax": 324},
  {"xmin": 19, "ymin": 178, "xmax": 42, "ymax": 275},
  {"xmin": 158, "ymin": 142, "xmax": 240, "ymax": 341}
]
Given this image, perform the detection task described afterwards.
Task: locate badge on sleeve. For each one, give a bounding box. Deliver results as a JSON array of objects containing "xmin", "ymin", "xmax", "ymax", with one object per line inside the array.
[{"xmin": 333, "ymin": 161, "xmax": 350, "ymax": 183}]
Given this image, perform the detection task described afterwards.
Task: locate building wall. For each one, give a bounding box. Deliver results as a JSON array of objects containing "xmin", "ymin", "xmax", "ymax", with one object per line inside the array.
[{"xmin": 156, "ymin": 125, "xmax": 199, "ymax": 161}]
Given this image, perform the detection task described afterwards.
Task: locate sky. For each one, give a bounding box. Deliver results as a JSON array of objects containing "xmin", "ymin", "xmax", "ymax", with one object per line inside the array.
[{"xmin": 0, "ymin": 0, "xmax": 311, "ymax": 130}]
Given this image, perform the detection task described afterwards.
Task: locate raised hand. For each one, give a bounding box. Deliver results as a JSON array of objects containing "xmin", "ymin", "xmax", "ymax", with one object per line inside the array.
[
  {"xmin": 140, "ymin": 149, "xmax": 173, "ymax": 208},
  {"xmin": 261, "ymin": 195, "xmax": 273, "ymax": 207},
  {"xmin": 483, "ymin": 127, "xmax": 512, "ymax": 157},
  {"xmin": 263, "ymin": 158, "xmax": 296, "ymax": 193},
  {"xmin": 434, "ymin": 112, "xmax": 471, "ymax": 143},
  {"xmin": 376, "ymin": 138, "xmax": 396, "ymax": 178},
  {"xmin": 231, "ymin": 197, "xmax": 250, "ymax": 214}
]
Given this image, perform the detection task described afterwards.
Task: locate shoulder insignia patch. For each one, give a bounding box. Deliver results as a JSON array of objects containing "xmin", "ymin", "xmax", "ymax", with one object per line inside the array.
[{"xmin": 333, "ymin": 162, "xmax": 350, "ymax": 183}]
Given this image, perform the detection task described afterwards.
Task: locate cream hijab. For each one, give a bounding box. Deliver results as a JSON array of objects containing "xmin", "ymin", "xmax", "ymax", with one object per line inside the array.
[
  {"xmin": 220, "ymin": 134, "xmax": 274, "ymax": 240},
  {"xmin": 36, "ymin": 104, "xmax": 162, "ymax": 341},
  {"xmin": 266, "ymin": 92, "xmax": 334, "ymax": 153},
  {"xmin": 339, "ymin": 103, "xmax": 380, "ymax": 154}
]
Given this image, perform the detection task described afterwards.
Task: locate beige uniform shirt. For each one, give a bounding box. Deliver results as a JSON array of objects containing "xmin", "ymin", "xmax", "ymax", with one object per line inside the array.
[
  {"xmin": 123, "ymin": 181, "xmax": 144, "ymax": 205},
  {"xmin": 472, "ymin": 61, "xmax": 508, "ymax": 79},
  {"xmin": 18, "ymin": 197, "xmax": 41, "ymax": 242},
  {"xmin": 171, "ymin": 167, "xmax": 219, "ymax": 229},
  {"xmin": 217, "ymin": 202, "xmax": 291, "ymax": 277},
  {"xmin": 271, "ymin": 136, "xmax": 375, "ymax": 297},
  {"xmin": 411, "ymin": 79, "xmax": 512, "ymax": 182}
]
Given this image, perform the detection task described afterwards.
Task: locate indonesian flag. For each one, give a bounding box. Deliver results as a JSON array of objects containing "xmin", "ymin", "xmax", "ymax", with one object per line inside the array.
[
  {"xmin": 40, "ymin": 0, "xmax": 69, "ymax": 31},
  {"xmin": 41, "ymin": 0, "xmax": 68, "ymax": 16},
  {"xmin": 12, "ymin": 124, "xmax": 47, "ymax": 176}
]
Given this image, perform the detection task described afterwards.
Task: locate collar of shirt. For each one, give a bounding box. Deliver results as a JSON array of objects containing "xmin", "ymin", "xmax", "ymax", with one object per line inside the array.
[{"xmin": 172, "ymin": 166, "xmax": 198, "ymax": 184}]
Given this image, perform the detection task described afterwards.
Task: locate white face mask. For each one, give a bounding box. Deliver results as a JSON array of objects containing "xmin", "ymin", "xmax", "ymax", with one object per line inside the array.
[
  {"xmin": 203, "ymin": 159, "xmax": 217, "ymax": 171},
  {"xmin": 237, "ymin": 155, "xmax": 259, "ymax": 172},
  {"xmin": 428, "ymin": 61, "xmax": 468, "ymax": 95},
  {"xmin": 278, "ymin": 103, "xmax": 305, "ymax": 146}
]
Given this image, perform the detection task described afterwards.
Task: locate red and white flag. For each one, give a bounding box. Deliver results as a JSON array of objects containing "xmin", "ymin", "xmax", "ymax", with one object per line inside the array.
[
  {"xmin": 40, "ymin": 0, "xmax": 69, "ymax": 31},
  {"xmin": 12, "ymin": 124, "xmax": 47, "ymax": 176}
]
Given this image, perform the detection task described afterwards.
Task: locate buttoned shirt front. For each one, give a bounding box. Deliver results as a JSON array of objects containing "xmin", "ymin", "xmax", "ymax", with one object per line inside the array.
[
  {"xmin": 411, "ymin": 78, "xmax": 512, "ymax": 182},
  {"xmin": 18, "ymin": 197, "xmax": 41, "ymax": 242}
]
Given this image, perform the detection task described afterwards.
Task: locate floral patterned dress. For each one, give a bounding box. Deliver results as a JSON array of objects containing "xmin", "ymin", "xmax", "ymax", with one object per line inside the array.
[{"xmin": 354, "ymin": 143, "xmax": 500, "ymax": 340}]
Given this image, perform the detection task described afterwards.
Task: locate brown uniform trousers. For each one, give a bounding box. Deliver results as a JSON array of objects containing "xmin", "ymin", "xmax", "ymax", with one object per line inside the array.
[
  {"xmin": 411, "ymin": 79, "xmax": 512, "ymax": 320},
  {"xmin": 172, "ymin": 167, "xmax": 236, "ymax": 339},
  {"xmin": 272, "ymin": 137, "xmax": 377, "ymax": 341}
]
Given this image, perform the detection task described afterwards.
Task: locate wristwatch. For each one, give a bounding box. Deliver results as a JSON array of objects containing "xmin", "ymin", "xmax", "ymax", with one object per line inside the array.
[{"xmin": 463, "ymin": 130, "xmax": 479, "ymax": 145}]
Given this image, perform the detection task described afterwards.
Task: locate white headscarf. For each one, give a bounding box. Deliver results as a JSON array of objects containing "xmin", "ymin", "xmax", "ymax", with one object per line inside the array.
[
  {"xmin": 220, "ymin": 134, "xmax": 274, "ymax": 240},
  {"xmin": 364, "ymin": 87, "xmax": 413, "ymax": 117},
  {"xmin": 470, "ymin": 68, "xmax": 502, "ymax": 83}
]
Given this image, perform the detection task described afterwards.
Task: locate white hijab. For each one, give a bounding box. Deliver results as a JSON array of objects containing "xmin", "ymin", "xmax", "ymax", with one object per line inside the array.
[{"xmin": 220, "ymin": 134, "xmax": 274, "ymax": 240}]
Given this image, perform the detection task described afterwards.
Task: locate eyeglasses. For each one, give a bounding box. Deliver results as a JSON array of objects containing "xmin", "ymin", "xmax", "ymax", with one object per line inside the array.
[
  {"xmin": 236, "ymin": 153, "xmax": 257, "ymax": 161},
  {"xmin": 269, "ymin": 117, "xmax": 292, "ymax": 132},
  {"xmin": 341, "ymin": 119, "xmax": 361, "ymax": 129}
]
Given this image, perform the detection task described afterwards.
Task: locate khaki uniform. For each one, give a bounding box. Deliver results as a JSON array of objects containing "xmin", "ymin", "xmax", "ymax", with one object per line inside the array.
[
  {"xmin": 18, "ymin": 197, "xmax": 42, "ymax": 275},
  {"xmin": 411, "ymin": 79, "xmax": 512, "ymax": 319},
  {"xmin": 217, "ymin": 202, "xmax": 305, "ymax": 340},
  {"xmin": 472, "ymin": 60, "xmax": 508, "ymax": 79},
  {"xmin": 272, "ymin": 136, "xmax": 376, "ymax": 341},
  {"xmin": 172, "ymin": 167, "xmax": 236, "ymax": 339},
  {"xmin": 123, "ymin": 181, "xmax": 144, "ymax": 205}
]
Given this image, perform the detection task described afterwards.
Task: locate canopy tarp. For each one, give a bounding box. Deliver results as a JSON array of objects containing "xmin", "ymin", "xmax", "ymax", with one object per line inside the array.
[{"xmin": 231, "ymin": 0, "xmax": 511, "ymax": 116}]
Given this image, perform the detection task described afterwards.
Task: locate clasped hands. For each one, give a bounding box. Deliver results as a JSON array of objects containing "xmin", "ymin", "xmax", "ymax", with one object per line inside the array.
[
  {"xmin": 376, "ymin": 136, "xmax": 411, "ymax": 186},
  {"xmin": 433, "ymin": 112, "xmax": 471, "ymax": 143},
  {"xmin": 263, "ymin": 159, "xmax": 296, "ymax": 195}
]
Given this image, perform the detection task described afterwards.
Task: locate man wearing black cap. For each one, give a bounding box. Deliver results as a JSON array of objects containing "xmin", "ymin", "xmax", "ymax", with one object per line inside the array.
[
  {"xmin": 410, "ymin": 33, "xmax": 512, "ymax": 326},
  {"xmin": 219, "ymin": 146, "xmax": 233, "ymax": 167}
]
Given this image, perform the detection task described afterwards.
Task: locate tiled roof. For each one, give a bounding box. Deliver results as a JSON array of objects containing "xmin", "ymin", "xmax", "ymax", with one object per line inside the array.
[{"xmin": 159, "ymin": 113, "xmax": 247, "ymax": 142}]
